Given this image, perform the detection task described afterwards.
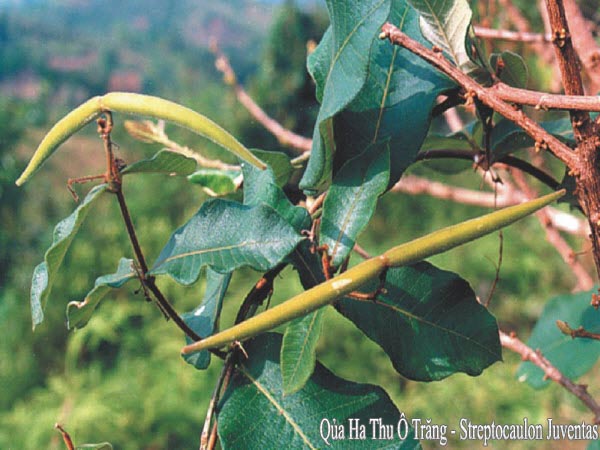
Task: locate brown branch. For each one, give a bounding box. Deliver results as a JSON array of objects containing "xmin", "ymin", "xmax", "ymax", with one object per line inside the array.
[
  {"xmin": 545, "ymin": 0, "xmax": 600, "ymax": 287},
  {"xmin": 492, "ymin": 83, "xmax": 600, "ymax": 112},
  {"xmin": 500, "ymin": 330, "xmax": 600, "ymax": 423},
  {"xmin": 379, "ymin": 23, "xmax": 577, "ymax": 168},
  {"xmin": 557, "ymin": 320, "xmax": 600, "ymax": 341},
  {"xmin": 55, "ymin": 424, "xmax": 75, "ymax": 450},
  {"xmin": 563, "ymin": 0, "xmax": 600, "ymax": 94},
  {"xmin": 415, "ymin": 149, "xmax": 561, "ymax": 190},
  {"xmin": 200, "ymin": 353, "xmax": 235, "ymax": 450},
  {"xmin": 211, "ymin": 42, "xmax": 312, "ymax": 153},
  {"xmin": 96, "ymin": 114, "xmax": 209, "ymax": 344},
  {"xmin": 393, "ymin": 174, "xmax": 516, "ymax": 208},
  {"xmin": 545, "ymin": 0, "xmax": 592, "ymax": 138},
  {"xmin": 473, "ymin": 26, "xmax": 551, "ymax": 43}
]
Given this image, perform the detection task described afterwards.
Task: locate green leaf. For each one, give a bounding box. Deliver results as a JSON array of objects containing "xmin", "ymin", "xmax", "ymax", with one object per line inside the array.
[
  {"xmin": 187, "ymin": 168, "xmax": 240, "ymax": 196},
  {"xmin": 120, "ymin": 149, "xmax": 197, "ymax": 176},
  {"xmin": 408, "ymin": 0, "xmax": 480, "ymax": 74},
  {"xmin": 336, "ymin": 262, "xmax": 501, "ymax": 380},
  {"xmin": 181, "ymin": 269, "xmax": 232, "ymax": 370},
  {"xmin": 588, "ymin": 439, "xmax": 600, "ymax": 450},
  {"xmin": 66, "ymin": 258, "xmax": 136, "ymax": 330},
  {"xmin": 490, "ymin": 117, "xmax": 573, "ymax": 160},
  {"xmin": 516, "ymin": 288, "xmax": 600, "ymax": 389},
  {"xmin": 320, "ymin": 143, "xmax": 390, "ymax": 267},
  {"xmin": 281, "ymin": 310, "xmax": 326, "ymax": 395},
  {"xmin": 184, "ymin": 190, "xmax": 563, "ymax": 354},
  {"xmin": 303, "ymin": 1, "xmax": 456, "ymax": 195},
  {"xmin": 150, "ymin": 199, "xmax": 304, "ymax": 285},
  {"xmin": 242, "ymin": 159, "xmax": 310, "ymax": 234},
  {"xmin": 30, "ymin": 184, "xmax": 107, "ymax": 328},
  {"xmin": 490, "ymin": 51, "xmax": 528, "ymax": 88},
  {"xmin": 281, "ymin": 242, "xmax": 329, "ymax": 394},
  {"xmin": 420, "ymin": 121, "xmax": 481, "ymax": 153},
  {"xmin": 218, "ymin": 333, "xmax": 419, "ymax": 449},
  {"xmin": 300, "ymin": 0, "xmax": 392, "ymax": 193},
  {"xmin": 250, "ymin": 149, "xmax": 294, "ymax": 187}
]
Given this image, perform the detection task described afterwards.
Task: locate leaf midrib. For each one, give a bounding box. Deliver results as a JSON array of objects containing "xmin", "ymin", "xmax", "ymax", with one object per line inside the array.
[
  {"xmin": 239, "ymin": 367, "xmax": 318, "ymax": 449},
  {"xmin": 349, "ymin": 295, "xmax": 498, "ymax": 358}
]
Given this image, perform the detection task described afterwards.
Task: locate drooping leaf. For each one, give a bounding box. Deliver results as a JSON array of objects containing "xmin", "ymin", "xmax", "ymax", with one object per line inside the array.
[
  {"xmin": 304, "ymin": 1, "xmax": 456, "ymax": 195},
  {"xmin": 516, "ymin": 289, "xmax": 600, "ymax": 389},
  {"xmin": 120, "ymin": 149, "xmax": 196, "ymax": 176},
  {"xmin": 407, "ymin": 0, "xmax": 480, "ymax": 74},
  {"xmin": 320, "ymin": 142, "xmax": 390, "ymax": 267},
  {"xmin": 336, "ymin": 262, "xmax": 501, "ymax": 380},
  {"xmin": 242, "ymin": 160, "xmax": 310, "ymax": 234},
  {"xmin": 181, "ymin": 269, "xmax": 232, "ymax": 370},
  {"xmin": 281, "ymin": 310, "xmax": 326, "ymax": 396},
  {"xmin": 300, "ymin": 0, "xmax": 392, "ymax": 193},
  {"xmin": 281, "ymin": 242, "xmax": 329, "ymax": 395},
  {"xmin": 30, "ymin": 184, "xmax": 107, "ymax": 328},
  {"xmin": 187, "ymin": 169, "xmax": 240, "ymax": 196},
  {"xmin": 66, "ymin": 258, "xmax": 136, "ymax": 330},
  {"xmin": 490, "ymin": 51, "xmax": 528, "ymax": 88},
  {"xmin": 150, "ymin": 199, "xmax": 304, "ymax": 285},
  {"xmin": 218, "ymin": 333, "xmax": 419, "ymax": 449}
]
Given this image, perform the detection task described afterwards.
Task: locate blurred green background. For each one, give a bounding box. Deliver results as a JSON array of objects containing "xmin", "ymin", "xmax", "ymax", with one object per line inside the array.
[{"xmin": 1, "ymin": 0, "xmax": 598, "ymax": 448}]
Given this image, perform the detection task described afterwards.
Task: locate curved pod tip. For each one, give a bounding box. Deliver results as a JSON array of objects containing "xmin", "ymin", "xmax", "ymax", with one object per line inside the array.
[{"xmin": 16, "ymin": 92, "xmax": 265, "ymax": 186}]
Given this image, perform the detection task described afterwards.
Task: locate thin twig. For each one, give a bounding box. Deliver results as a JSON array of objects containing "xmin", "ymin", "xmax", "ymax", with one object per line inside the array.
[
  {"xmin": 379, "ymin": 23, "xmax": 577, "ymax": 168},
  {"xmin": 545, "ymin": 0, "xmax": 600, "ymax": 286},
  {"xmin": 415, "ymin": 149, "xmax": 561, "ymax": 190},
  {"xmin": 352, "ymin": 243, "xmax": 372, "ymax": 260},
  {"xmin": 545, "ymin": 0, "xmax": 592, "ymax": 138},
  {"xmin": 473, "ymin": 25, "xmax": 551, "ymax": 43},
  {"xmin": 114, "ymin": 189, "xmax": 203, "ymax": 341},
  {"xmin": 200, "ymin": 354, "xmax": 235, "ymax": 450},
  {"xmin": 97, "ymin": 115, "xmax": 206, "ymax": 343},
  {"xmin": 211, "ymin": 42, "xmax": 312, "ymax": 153},
  {"xmin": 55, "ymin": 424, "xmax": 75, "ymax": 450},
  {"xmin": 492, "ymin": 83, "xmax": 600, "ymax": 111},
  {"xmin": 207, "ymin": 421, "xmax": 219, "ymax": 450},
  {"xmin": 484, "ymin": 183, "xmax": 504, "ymax": 307},
  {"xmin": 500, "ymin": 330, "xmax": 600, "ymax": 423},
  {"xmin": 562, "ymin": 0, "xmax": 600, "ymax": 94},
  {"xmin": 557, "ymin": 320, "xmax": 600, "ymax": 341}
]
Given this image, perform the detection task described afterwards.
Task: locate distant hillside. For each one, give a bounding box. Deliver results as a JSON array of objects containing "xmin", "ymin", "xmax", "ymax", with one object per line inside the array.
[{"xmin": 0, "ymin": 0, "xmax": 285, "ymax": 105}]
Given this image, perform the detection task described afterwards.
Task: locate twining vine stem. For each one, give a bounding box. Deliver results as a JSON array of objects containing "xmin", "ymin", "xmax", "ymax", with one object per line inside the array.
[
  {"xmin": 199, "ymin": 263, "xmax": 287, "ymax": 449},
  {"xmin": 96, "ymin": 113, "xmax": 206, "ymax": 344},
  {"xmin": 415, "ymin": 149, "xmax": 560, "ymax": 190}
]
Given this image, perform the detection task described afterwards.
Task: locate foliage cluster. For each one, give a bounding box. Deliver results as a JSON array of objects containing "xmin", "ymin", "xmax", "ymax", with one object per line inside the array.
[{"xmin": 5, "ymin": 1, "xmax": 600, "ymax": 449}]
